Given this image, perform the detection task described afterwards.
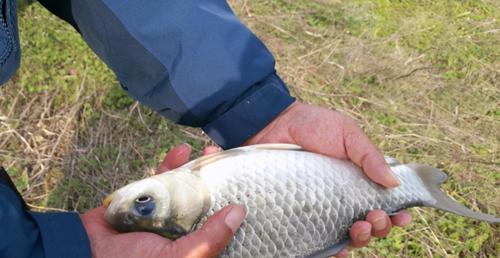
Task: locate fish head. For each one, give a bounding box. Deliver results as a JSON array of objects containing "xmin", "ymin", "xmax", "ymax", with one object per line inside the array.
[{"xmin": 103, "ymin": 177, "xmax": 177, "ymax": 237}]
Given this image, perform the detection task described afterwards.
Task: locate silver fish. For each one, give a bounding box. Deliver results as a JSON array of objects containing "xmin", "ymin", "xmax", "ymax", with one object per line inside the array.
[{"xmin": 103, "ymin": 144, "xmax": 499, "ymax": 257}]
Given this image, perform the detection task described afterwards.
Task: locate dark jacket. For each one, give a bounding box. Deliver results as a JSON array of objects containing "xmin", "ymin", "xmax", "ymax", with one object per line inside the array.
[{"xmin": 0, "ymin": 0, "xmax": 294, "ymax": 257}]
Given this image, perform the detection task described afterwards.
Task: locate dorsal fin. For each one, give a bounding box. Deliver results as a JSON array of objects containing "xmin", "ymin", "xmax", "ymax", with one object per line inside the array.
[
  {"xmin": 384, "ymin": 155, "xmax": 401, "ymax": 166},
  {"xmin": 240, "ymin": 143, "xmax": 304, "ymax": 151},
  {"xmin": 184, "ymin": 144, "xmax": 304, "ymax": 171}
]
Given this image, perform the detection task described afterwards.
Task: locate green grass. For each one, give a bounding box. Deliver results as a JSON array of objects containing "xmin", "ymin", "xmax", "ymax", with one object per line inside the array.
[{"xmin": 0, "ymin": 1, "xmax": 498, "ymax": 257}]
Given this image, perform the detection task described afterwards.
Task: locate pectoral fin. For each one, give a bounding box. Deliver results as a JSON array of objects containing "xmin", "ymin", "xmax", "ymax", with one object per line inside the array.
[{"xmin": 305, "ymin": 239, "xmax": 350, "ymax": 258}]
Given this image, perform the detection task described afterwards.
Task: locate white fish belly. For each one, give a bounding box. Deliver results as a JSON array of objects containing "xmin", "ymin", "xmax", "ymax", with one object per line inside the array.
[{"xmin": 197, "ymin": 150, "xmax": 433, "ymax": 257}]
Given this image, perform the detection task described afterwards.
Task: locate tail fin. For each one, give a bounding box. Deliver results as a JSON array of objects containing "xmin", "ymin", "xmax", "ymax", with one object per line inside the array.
[{"xmin": 409, "ymin": 164, "xmax": 500, "ymax": 224}]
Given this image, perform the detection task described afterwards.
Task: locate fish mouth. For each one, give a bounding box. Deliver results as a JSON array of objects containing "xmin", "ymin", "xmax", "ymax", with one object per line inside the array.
[{"xmin": 103, "ymin": 194, "xmax": 113, "ymax": 208}]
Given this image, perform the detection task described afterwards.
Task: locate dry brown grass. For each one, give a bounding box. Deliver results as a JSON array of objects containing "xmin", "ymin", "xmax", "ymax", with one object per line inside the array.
[{"xmin": 0, "ymin": 1, "xmax": 498, "ymax": 257}]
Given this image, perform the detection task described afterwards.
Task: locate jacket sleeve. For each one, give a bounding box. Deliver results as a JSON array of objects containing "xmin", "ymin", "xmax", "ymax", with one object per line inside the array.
[
  {"xmin": 41, "ymin": 0, "xmax": 295, "ymax": 149},
  {"xmin": 0, "ymin": 168, "xmax": 91, "ymax": 258}
]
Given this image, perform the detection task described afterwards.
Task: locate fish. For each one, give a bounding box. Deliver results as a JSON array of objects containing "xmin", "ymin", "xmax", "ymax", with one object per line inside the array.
[{"xmin": 103, "ymin": 144, "xmax": 499, "ymax": 257}]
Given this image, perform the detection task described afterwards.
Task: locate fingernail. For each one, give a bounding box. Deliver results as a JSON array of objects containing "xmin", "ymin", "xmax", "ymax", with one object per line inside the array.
[
  {"xmin": 357, "ymin": 231, "xmax": 371, "ymax": 241},
  {"xmin": 373, "ymin": 217, "xmax": 387, "ymax": 231},
  {"xmin": 203, "ymin": 146, "xmax": 222, "ymax": 155},
  {"xmin": 224, "ymin": 206, "xmax": 245, "ymax": 233},
  {"xmin": 386, "ymin": 167, "xmax": 400, "ymax": 187},
  {"xmin": 175, "ymin": 143, "xmax": 191, "ymax": 158},
  {"xmin": 181, "ymin": 143, "xmax": 191, "ymax": 149},
  {"xmin": 400, "ymin": 213, "xmax": 412, "ymax": 225}
]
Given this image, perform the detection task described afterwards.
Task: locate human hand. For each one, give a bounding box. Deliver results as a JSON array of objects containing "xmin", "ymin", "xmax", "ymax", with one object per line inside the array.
[
  {"xmin": 80, "ymin": 145, "xmax": 244, "ymax": 258},
  {"xmin": 245, "ymin": 101, "xmax": 412, "ymax": 257}
]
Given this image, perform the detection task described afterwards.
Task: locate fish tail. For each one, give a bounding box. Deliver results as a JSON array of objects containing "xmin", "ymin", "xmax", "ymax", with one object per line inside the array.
[{"xmin": 409, "ymin": 164, "xmax": 500, "ymax": 224}]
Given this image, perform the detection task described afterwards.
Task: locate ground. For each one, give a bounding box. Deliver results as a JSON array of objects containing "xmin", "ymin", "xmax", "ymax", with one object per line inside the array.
[{"xmin": 0, "ymin": 1, "xmax": 498, "ymax": 257}]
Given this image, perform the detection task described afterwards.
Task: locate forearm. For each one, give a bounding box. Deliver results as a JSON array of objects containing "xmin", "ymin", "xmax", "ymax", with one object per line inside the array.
[{"xmin": 46, "ymin": 0, "xmax": 294, "ymax": 148}]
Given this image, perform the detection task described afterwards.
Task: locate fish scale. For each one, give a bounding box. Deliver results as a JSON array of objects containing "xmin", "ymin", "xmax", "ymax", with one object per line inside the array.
[{"xmin": 196, "ymin": 149, "xmax": 432, "ymax": 257}]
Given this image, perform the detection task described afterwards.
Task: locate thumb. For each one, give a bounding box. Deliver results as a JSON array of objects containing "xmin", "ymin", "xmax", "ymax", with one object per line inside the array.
[
  {"xmin": 171, "ymin": 204, "xmax": 245, "ymax": 258},
  {"xmin": 341, "ymin": 119, "xmax": 400, "ymax": 188},
  {"xmin": 156, "ymin": 144, "xmax": 192, "ymax": 174}
]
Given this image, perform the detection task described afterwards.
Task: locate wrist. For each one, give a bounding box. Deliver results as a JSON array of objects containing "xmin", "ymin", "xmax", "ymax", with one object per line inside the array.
[
  {"xmin": 244, "ymin": 100, "xmax": 302, "ymax": 145},
  {"xmin": 203, "ymin": 74, "xmax": 295, "ymax": 149}
]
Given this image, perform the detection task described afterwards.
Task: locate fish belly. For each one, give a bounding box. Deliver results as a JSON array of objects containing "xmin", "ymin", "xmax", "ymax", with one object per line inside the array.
[{"xmin": 197, "ymin": 150, "xmax": 432, "ymax": 257}]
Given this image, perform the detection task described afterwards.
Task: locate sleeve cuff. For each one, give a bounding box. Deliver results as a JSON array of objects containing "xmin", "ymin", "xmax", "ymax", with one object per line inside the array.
[
  {"xmin": 30, "ymin": 211, "xmax": 92, "ymax": 258},
  {"xmin": 203, "ymin": 74, "xmax": 295, "ymax": 149}
]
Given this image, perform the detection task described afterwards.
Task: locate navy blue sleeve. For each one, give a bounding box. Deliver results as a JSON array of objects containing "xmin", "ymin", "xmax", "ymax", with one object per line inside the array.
[
  {"xmin": 0, "ymin": 168, "xmax": 91, "ymax": 258},
  {"xmin": 0, "ymin": 0, "xmax": 21, "ymax": 85},
  {"xmin": 66, "ymin": 0, "xmax": 295, "ymax": 149}
]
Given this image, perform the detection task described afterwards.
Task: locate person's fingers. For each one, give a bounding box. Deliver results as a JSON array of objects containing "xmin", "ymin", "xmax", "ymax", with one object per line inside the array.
[
  {"xmin": 342, "ymin": 119, "xmax": 400, "ymax": 188},
  {"xmin": 80, "ymin": 207, "xmax": 119, "ymax": 236},
  {"xmin": 335, "ymin": 248, "xmax": 349, "ymax": 258},
  {"xmin": 203, "ymin": 146, "xmax": 221, "ymax": 155},
  {"xmin": 349, "ymin": 221, "xmax": 372, "ymax": 248},
  {"xmin": 169, "ymin": 204, "xmax": 246, "ymax": 258},
  {"xmin": 391, "ymin": 210, "xmax": 412, "ymax": 227},
  {"xmin": 366, "ymin": 210, "xmax": 392, "ymax": 238},
  {"xmin": 156, "ymin": 144, "xmax": 192, "ymax": 174}
]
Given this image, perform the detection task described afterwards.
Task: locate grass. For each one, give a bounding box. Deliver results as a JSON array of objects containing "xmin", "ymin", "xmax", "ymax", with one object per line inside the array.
[{"xmin": 1, "ymin": 1, "xmax": 498, "ymax": 257}]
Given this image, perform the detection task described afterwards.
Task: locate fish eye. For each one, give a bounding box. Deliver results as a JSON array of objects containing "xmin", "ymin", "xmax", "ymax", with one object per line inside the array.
[
  {"xmin": 135, "ymin": 195, "xmax": 152, "ymax": 204},
  {"xmin": 134, "ymin": 195, "xmax": 155, "ymax": 217}
]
